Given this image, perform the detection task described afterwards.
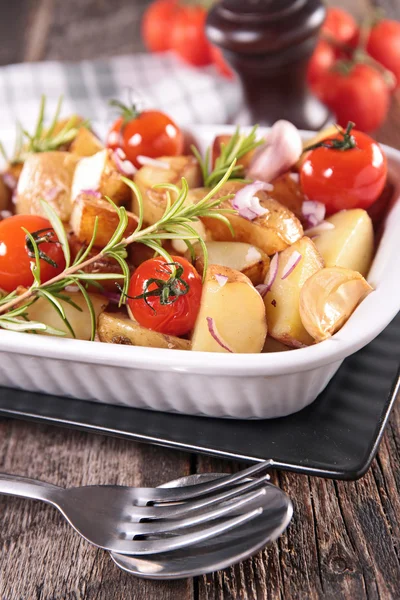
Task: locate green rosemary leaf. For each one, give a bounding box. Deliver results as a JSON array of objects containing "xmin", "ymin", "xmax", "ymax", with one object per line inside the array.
[
  {"xmin": 191, "ymin": 145, "xmax": 209, "ymax": 184},
  {"xmin": 73, "ymin": 216, "xmax": 99, "ymax": 266},
  {"xmin": 37, "ymin": 288, "xmax": 77, "ymax": 338},
  {"xmin": 22, "ymin": 228, "xmax": 41, "ymax": 286},
  {"xmin": 102, "ymin": 197, "xmax": 128, "ymax": 252},
  {"xmin": 106, "ymin": 250, "xmax": 131, "ymax": 306},
  {"xmin": 45, "ymin": 95, "xmax": 63, "ymax": 139},
  {"xmin": 141, "ymin": 240, "xmax": 173, "ymax": 265},
  {"xmin": 34, "ymin": 95, "xmax": 46, "ymax": 143},
  {"xmin": 0, "ymin": 291, "xmax": 18, "ymax": 306},
  {"xmin": 74, "ymin": 281, "xmax": 96, "ymax": 341},
  {"xmin": 0, "ymin": 141, "xmax": 8, "ymax": 164},
  {"xmin": 39, "ymin": 199, "xmax": 71, "ymax": 268},
  {"xmin": 50, "ymin": 292, "xmax": 83, "ymax": 312},
  {"xmin": 121, "ymin": 177, "xmax": 144, "ymax": 233},
  {"xmin": 73, "ymin": 272, "xmax": 126, "ymax": 281},
  {"xmin": 0, "ymin": 317, "xmax": 66, "ymax": 335}
]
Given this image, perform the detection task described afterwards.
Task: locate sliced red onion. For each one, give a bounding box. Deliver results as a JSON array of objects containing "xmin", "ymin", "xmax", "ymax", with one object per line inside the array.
[
  {"xmin": 102, "ymin": 290, "xmax": 121, "ymax": 304},
  {"xmin": 281, "ymin": 251, "xmax": 302, "ymax": 280},
  {"xmin": 206, "ymin": 317, "xmax": 234, "ymax": 353},
  {"xmin": 2, "ymin": 172, "xmax": 17, "ymax": 190},
  {"xmin": 215, "ymin": 274, "xmax": 228, "ymax": 288},
  {"xmin": 289, "ymin": 172, "xmax": 300, "ymax": 183},
  {"xmin": 290, "ymin": 339, "xmax": 308, "ymax": 349},
  {"xmin": 0, "ymin": 210, "xmax": 12, "ymax": 219},
  {"xmin": 304, "ymin": 221, "xmax": 335, "ymax": 237},
  {"xmin": 137, "ymin": 155, "xmax": 169, "ymax": 169},
  {"xmin": 258, "ymin": 252, "xmax": 279, "ymax": 298},
  {"xmin": 302, "ymin": 200, "xmax": 326, "ymax": 228},
  {"xmin": 44, "ymin": 187, "xmax": 61, "ymax": 202},
  {"xmin": 80, "ymin": 189, "xmax": 102, "ymax": 198},
  {"xmin": 232, "ymin": 181, "xmax": 272, "ymax": 221},
  {"xmin": 113, "ymin": 150, "xmax": 136, "ymax": 176},
  {"xmin": 247, "ymin": 120, "xmax": 303, "ymax": 183}
]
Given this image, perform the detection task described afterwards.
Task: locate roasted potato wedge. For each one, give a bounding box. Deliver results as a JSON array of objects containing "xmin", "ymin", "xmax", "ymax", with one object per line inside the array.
[
  {"xmin": 192, "ymin": 265, "xmax": 267, "ymax": 353},
  {"xmin": 71, "ymin": 149, "xmax": 131, "ymax": 206},
  {"xmin": 26, "ymin": 292, "xmax": 107, "ymax": 340},
  {"xmin": 314, "ymin": 209, "xmax": 374, "ymax": 277},
  {"xmin": 262, "ymin": 337, "xmax": 292, "ymax": 353},
  {"xmin": 70, "ymin": 193, "xmax": 138, "ymax": 247},
  {"xmin": 15, "ymin": 152, "xmax": 80, "ymax": 221},
  {"xmin": 299, "ymin": 267, "xmax": 373, "ymax": 342},
  {"xmin": 198, "ymin": 182, "xmax": 303, "ymax": 255},
  {"xmin": 265, "ymin": 236, "xmax": 324, "ymax": 348},
  {"xmin": 269, "ymin": 172, "xmax": 305, "ymax": 218},
  {"xmin": 133, "ymin": 156, "xmax": 202, "ymax": 224},
  {"xmin": 70, "ymin": 127, "xmax": 104, "ymax": 157},
  {"xmin": 186, "ymin": 241, "xmax": 270, "ymax": 286},
  {"xmin": 98, "ymin": 312, "xmax": 191, "ymax": 350}
]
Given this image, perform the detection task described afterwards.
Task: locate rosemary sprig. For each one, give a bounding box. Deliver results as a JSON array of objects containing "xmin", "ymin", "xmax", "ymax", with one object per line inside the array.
[
  {"xmin": 6, "ymin": 95, "xmax": 88, "ymax": 165},
  {"xmin": 192, "ymin": 126, "xmax": 262, "ymax": 188},
  {"xmin": 0, "ymin": 161, "xmax": 237, "ymax": 339}
]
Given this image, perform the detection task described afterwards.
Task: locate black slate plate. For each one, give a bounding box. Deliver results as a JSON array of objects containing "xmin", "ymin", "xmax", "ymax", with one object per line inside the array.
[{"xmin": 0, "ymin": 313, "xmax": 399, "ymax": 480}]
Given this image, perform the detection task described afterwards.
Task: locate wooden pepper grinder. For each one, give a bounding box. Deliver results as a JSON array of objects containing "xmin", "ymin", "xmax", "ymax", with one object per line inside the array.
[{"xmin": 206, "ymin": 0, "xmax": 331, "ymax": 130}]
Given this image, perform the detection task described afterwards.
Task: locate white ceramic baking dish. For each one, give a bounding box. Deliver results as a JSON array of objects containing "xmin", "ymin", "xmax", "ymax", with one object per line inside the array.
[{"xmin": 0, "ymin": 125, "xmax": 399, "ymax": 419}]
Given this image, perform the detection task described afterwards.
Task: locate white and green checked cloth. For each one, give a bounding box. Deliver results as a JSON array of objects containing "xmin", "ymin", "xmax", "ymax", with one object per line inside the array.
[{"xmin": 0, "ymin": 53, "xmax": 241, "ymax": 133}]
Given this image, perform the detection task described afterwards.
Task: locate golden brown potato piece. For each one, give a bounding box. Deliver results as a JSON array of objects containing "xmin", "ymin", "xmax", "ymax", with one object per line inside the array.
[
  {"xmin": 265, "ymin": 236, "xmax": 324, "ymax": 348},
  {"xmin": 199, "ymin": 182, "xmax": 304, "ymax": 255},
  {"xmin": 15, "ymin": 152, "xmax": 79, "ymax": 221},
  {"xmin": 314, "ymin": 209, "xmax": 374, "ymax": 277},
  {"xmin": 186, "ymin": 241, "xmax": 270, "ymax": 286},
  {"xmin": 26, "ymin": 292, "xmax": 107, "ymax": 340},
  {"xmin": 211, "ymin": 135, "xmax": 256, "ymax": 170},
  {"xmin": 71, "ymin": 149, "xmax": 131, "ymax": 207},
  {"xmin": 133, "ymin": 156, "xmax": 202, "ymax": 224},
  {"xmin": 70, "ymin": 193, "xmax": 138, "ymax": 247},
  {"xmin": 0, "ymin": 176, "xmax": 10, "ymax": 211},
  {"xmin": 299, "ymin": 267, "xmax": 373, "ymax": 342},
  {"xmin": 98, "ymin": 312, "xmax": 191, "ymax": 350},
  {"xmin": 192, "ymin": 265, "xmax": 267, "ymax": 353},
  {"xmin": 269, "ymin": 172, "xmax": 305, "ymax": 218},
  {"xmin": 70, "ymin": 127, "xmax": 104, "ymax": 157},
  {"xmin": 262, "ymin": 337, "xmax": 292, "ymax": 353}
]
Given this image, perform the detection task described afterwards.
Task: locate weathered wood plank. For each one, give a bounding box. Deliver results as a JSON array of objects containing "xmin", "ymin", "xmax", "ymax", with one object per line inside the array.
[{"xmin": 0, "ymin": 419, "xmax": 193, "ymax": 600}]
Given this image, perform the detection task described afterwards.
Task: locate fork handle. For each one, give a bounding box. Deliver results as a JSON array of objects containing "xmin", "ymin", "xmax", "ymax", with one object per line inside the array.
[{"xmin": 0, "ymin": 473, "xmax": 61, "ymax": 503}]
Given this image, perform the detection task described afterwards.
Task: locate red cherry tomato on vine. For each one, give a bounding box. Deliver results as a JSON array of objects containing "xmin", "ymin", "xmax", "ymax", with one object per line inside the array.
[
  {"xmin": 0, "ymin": 215, "xmax": 66, "ymax": 292},
  {"xmin": 107, "ymin": 103, "xmax": 184, "ymax": 169},
  {"xmin": 210, "ymin": 45, "xmax": 235, "ymax": 79},
  {"xmin": 170, "ymin": 5, "xmax": 212, "ymax": 67},
  {"xmin": 142, "ymin": 0, "xmax": 179, "ymax": 53},
  {"xmin": 322, "ymin": 8, "xmax": 358, "ymax": 47},
  {"xmin": 307, "ymin": 41, "xmax": 336, "ymax": 86},
  {"xmin": 127, "ymin": 256, "xmax": 202, "ymax": 336},
  {"xmin": 300, "ymin": 124, "xmax": 388, "ymax": 215},
  {"xmin": 315, "ymin": 63, "xmax": 390, "ymax": 133},
  {"xmin": 367, "ymin": 20, "xmax": 400, "ymax": 90}
]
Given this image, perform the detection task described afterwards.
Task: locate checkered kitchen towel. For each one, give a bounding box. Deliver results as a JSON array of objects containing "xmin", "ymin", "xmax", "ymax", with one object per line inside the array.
[{"xmin": 0, "ymin": 53, "xmax": 241, "ymax": 134}]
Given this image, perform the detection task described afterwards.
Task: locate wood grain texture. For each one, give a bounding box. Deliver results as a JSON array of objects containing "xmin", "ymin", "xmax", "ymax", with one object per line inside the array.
[{"xmin": 0, "ymin": 0, "xmax": 400, "ymax": 599}]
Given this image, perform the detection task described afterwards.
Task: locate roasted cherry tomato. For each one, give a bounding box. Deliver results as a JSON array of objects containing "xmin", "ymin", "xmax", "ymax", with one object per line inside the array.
[
  {"xmin": 367, "ymin": 20, "xmax": 400, "ymax": 90},
  {"xmin": 314, "ymin": 63, "xmax": 390, "ymax": 133},
  {"xmin": 142, "ymin": 0, "xmax": 179, "ymax": 53},
  {"xmin": 307, "ymin": 40, "xmax": 336, "ymax": 86},
  {"xmin": 170, "ymin": 5, "xmax": 212, "ymax": 67},
  {"xmin": 0, "ymin": 215, "xmax": 66, "ymax": 292},
  {"xmin": 107, "ymin": 102, "xmax": 184, "ymax": 169},
  {"xmin": 127, "ymin": 256, "xmax": 202, "ymax": 336},
  {"xmin": 300, "ymin": 123, "xmax": 387, "ymax": 215},
  {"xmin": 322, "ymin": 8, "xmax": 358, "ymax": 47}
]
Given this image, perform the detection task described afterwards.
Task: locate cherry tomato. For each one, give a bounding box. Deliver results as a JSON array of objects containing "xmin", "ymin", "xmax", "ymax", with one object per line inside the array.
[
  {"xmin": 367, "ymin": 20, "xmax": 400, "ymax": 90},
  {"xmin": 210, "ymin": 45, "xmax": 234, "ymax": 80},
  {"xmin": 127, "ymin": 256, "xmax": 202, "ymax": 336},
  {"xmin": 0, "ymin": 215, "xmax": 66, "ymax": 293},
  {"xmin": 170, "ymin": 5, "xmax": 212, "ymax": 67},
  {"xmin": 315, "ymin": 63, "xmax": 390, "ymax": 133},
  {"xmin": 142, "ymin": 0, "xmax": 179, "ymax": 53},
  {"xmin": 307, "ymin": 40, "xmax": 336, "ymax": 86},
  {"xmin": 322, "ymin": 8, "xmax": 358, "ymax": 47},
  {"xmin": 300, "ymin": 125, "xmax": 387, "ymax": 215},
  {"xmin": 107, "ymin": 104, "xmax": 184, "ymax": 169}
]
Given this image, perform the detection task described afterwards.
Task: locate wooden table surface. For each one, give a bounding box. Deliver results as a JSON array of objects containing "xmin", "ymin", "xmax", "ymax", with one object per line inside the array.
[{"xmin": 1, "ymin": 0, "xmax": 400, "ymax": 598}]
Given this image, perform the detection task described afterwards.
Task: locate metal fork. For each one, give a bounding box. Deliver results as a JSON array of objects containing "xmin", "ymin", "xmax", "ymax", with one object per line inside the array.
[{"xmin": 0, "ymin": 460, "xmax": 273, "ymax": 555}]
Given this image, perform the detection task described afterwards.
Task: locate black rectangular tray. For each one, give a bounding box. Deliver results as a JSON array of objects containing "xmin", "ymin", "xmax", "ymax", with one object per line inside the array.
[{"xmin": 0, "ymin": 313, "xmax": 399, "ymax": 480}]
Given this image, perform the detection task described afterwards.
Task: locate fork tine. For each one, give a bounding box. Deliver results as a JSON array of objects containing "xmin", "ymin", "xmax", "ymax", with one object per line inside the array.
[
  {"xmin": 112, "ymin": 506, "xmax": 264, "ymax": 555},
  {"xmin": 131, "ymin": 460, "xmax": 273, "ymax": 506},
  {"xmin": 123, "ymin": 487, "xmax": 267, "ymax": 536},
  {"xmin": 125, "ymin": 474, "xmax": 271, "ymax": 520}
]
